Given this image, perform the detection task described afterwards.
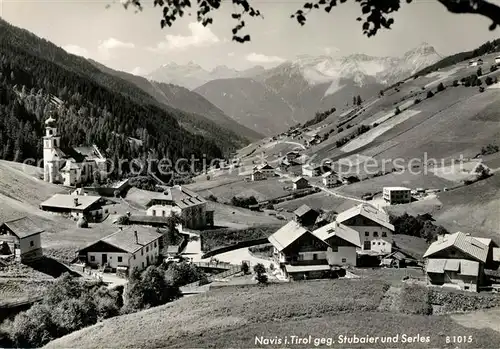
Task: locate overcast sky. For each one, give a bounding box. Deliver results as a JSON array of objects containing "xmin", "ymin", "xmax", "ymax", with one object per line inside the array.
[{"xmin": 2, "ymin": 0, "xmax": 500, "ymax": 74}]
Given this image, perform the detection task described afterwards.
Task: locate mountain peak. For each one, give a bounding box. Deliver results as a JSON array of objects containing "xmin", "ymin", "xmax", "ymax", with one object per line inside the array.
[{"xmin": 405, "ymin": 42, "xmax": 439, "ymax": 57}]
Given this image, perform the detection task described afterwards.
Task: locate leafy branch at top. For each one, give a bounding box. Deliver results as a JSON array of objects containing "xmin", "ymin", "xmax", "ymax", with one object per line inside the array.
[{"xmin": 120, "ymin": 0, "xmax": 500, "ymax": 43}]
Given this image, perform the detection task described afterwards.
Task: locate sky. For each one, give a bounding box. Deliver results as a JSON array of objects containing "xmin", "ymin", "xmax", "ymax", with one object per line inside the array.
[{"xmin": 2, "ymin": 0, "xmax": 500, "ymax": 74}]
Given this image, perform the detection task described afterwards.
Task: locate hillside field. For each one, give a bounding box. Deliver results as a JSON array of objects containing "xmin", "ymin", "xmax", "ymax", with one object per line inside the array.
[{"xmin": 45, "ymin": 279, "xmax": 500, "ymax": 349}]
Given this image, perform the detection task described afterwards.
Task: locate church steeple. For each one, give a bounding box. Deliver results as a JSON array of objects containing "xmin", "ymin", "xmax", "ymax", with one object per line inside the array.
[{"xmin": 43, "ymin": 114, "xmax": 61, "ymax": 183}]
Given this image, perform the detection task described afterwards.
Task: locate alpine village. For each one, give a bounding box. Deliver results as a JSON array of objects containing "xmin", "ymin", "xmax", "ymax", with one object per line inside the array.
[{"xmin": 1, "ymin": 4, "xmax": 500, "ymax": 349}]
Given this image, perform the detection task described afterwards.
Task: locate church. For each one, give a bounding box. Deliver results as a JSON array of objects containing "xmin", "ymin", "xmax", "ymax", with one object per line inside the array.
[{"xmin": 43, "ymin": 115, "xmax": 108, "ymax": 187}]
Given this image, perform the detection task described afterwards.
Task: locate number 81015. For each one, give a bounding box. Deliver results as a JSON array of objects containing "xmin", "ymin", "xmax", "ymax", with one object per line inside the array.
[{"xmin": 446, "ymin": 336, "xmax": 473, "ymax": 344}]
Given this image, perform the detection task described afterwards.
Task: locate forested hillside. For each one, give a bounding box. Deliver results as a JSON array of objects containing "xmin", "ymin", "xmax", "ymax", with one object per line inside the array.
[{"xmin": 0, "ymin": 18, "xmax": 244, "ymax": 170}]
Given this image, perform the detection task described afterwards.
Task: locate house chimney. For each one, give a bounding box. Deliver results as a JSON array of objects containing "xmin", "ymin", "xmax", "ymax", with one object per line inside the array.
[
  {"xmin": 134, "ymin": 230, "xmax": 138, "ymax": 244},
  {"xmin": 74, "ymin": 197, "xmax": 79, "ymax": 207}
]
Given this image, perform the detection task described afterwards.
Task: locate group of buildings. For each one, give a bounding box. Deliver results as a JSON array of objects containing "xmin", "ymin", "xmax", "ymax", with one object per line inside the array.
[
  {"xmin": 268, "ymin": 203, "xmax": 394, "ymax": 280},
  {"xmin": 266, "ymin": 202, "xmax": 500, "ymax": 292},
  {"xmin": 43, "ymin": 114, "xmax": 108, "ymax": 187}
]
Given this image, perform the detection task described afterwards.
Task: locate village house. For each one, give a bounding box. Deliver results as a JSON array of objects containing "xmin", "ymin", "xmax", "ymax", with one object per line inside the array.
[
  {"xmin": 0, "ymin": 217, "xmax": 44, "ymax": 262},
  {"xmin": 292, "ymin": 177, "xmax": 309, "ymax": 190},
  {"xmin": 383, "ymin": 187, "xmax": 412, "ymax": 205},
  {"xmin": 336, "ymin": 204, "xmax": 394, "ymax": 254},
  {"xmin": 293, "ymin": 205, "xmax": 320, "ymax": 228},
  {"xmin": 322, "ymin": 171, "xmax": 341, "ymax": 188},
  {"xmin": 40, "ymin": 194, "xmax": 107, "ymax": 220},
  {"xmin": 268, "ymin": 221, "xmax": 331, "ymax": 280},
  {"xmin": 422, "ymin": 232, "xmax": 498, "ymax": 292},
  {"xmin": 253, "ymin": 163, "xmax": 276, "ymax": 178},
  {"xmin": 43, "ymin": 115, "xmax": 108, "ymax": 186},
  {"xmin": 285, "ymin": 151, "xmax": 300, "ymax": 162},
  {"xmin": 77, "ymin": 226, "xmax": 162, "ymax": 275},
  {"xmin": 146, "ymin": 185, "xmax": 213, "ymax": 229},
  {"xmin": 302, "ymin": 164, "xmax": 332, "ymax": 177},
  {"xmin": 251, "ymin": 170, "xmax": 266, "ymax": 181},
  {"xmin": 495, "ymin": 56, "xmax": 500, "ymax": 64},
  {"xmin": 313, "ymin": 221, "xmax": 361, "ymax": 266}
]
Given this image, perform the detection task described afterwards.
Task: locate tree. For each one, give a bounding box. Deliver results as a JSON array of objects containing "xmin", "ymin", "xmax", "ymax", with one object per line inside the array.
[
  {"xmin": 121, "ymin": 0, "xmax": 500, "ymax": 43},
  {"xmin": 485, "ymin": 76, "xmax": 494, "ymax": 85},
  {"xmin": 253, "ymin": 263, "xmax": 268, "ymax": 284},
  {"xmin": 165, "ymin": 262, "xmax": 208, "ymax": 287},
  {"xmin": 426, "ymin": 90, "xmax": 435, "ymax": 98},
  {"xmin": 379, "ymin": 90, "xmax": 385, "ymax": 97},
  {"xmin": 356, "ymin": 95, "xmax": 362, "ymax": 106},
  {"xmin": 477, "ymin": 67, "xmax": 483, "ymax": 76},
  {"xmin": 124, "ymin": 266, "xmax": 180, "ymax": 313},
  {"xmin": 490, "ymin": 64, "xmax": 498, "ymax": 72},
  {"xmin": 437, "ymin": 82, "xmax": 445, "ymax": 92},
  {"xmin": 394, "ymin": 106, "xmax": 401, "ymax": 115},
  {"xmin": 241, "ymin": 261, "xmax": 250, "ymax": 275},
  {"xmin": 452, "ymin": 79, "xmax": 459, "ymax": 87}
]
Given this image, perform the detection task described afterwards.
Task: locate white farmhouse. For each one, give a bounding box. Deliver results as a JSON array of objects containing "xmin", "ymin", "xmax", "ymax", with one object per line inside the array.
[
  {"xmin": 322, "ymin": 171, "xmax": 340, "ymax": 188},
  {"xmin": 0, "ymin": 217, "xmax": 44, "ymax": 262},
  {"xmin": 40, "ymin": 194, "xmax": 107, "ymax": 220},
  {"xmin": 146, "ymin": 185, "xmax": 213, "ymax": 229},
  {"xmin": 336, "ymin": 204, "xmax": 394, "ymax": 254},
  {"xmin": 77, "ymin": 226, "xmax": 162, "ymax": 274},
  {"xmin": 313, "ymin": 221, "xmax": 361, "ymax": 266}
]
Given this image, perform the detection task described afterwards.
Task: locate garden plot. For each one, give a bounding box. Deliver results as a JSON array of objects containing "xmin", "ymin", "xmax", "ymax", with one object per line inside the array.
[{"xmin": 341, "ymin": 109, "xmax": 421, "ymax": 153}]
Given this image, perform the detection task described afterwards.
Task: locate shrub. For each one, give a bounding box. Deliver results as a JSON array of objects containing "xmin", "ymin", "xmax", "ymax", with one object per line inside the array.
[
  {"xmin": 490, "ymin": 64, "xmax": 498, "ymax": 72},
  {"xmin": 241, "ymin": 261, "xmax": 250, "ymax": 274},
  {"xmin": 481, "ymin": 144, "xmax": 499, "ymax": 155},
  {"xmin": 231, "ymin": 195, "xmax": 258, "ymax": 208},
  {"xmin": 452, "ymin": 79, "xmax": 459, "ymax": 87},
  {"xmin": 479, "ymin": 86, "xmax": 485, "ymax": 93},
  {"xmin": 254, "ymin": 263, "xmax": 268, "ymax": 284},
  {"xmin": 400, "ymin": 284, "xmax": 432, "ymax": 315},
  {"xmin": 116, "ymin": 215, "xmax": 130, "ymax": 225},
  {"xmin": 337, "ymin": 127, "xmax": 344, "ymax": 133},
  {"xmin": 429, "ymin": 288, "xmax": 500, "ymax": 314},
  {"xmin": 207, "ymin": 194, "xmax": 218, "ymax": 202},
  {"xmin": 485, "ymin": 76, "xmax": 494, "ymax": 86},
  {"xmin": 8, "ymin": 274, "xmax": 124, "ymax": 348},
  {"xmin": 477, "ymin": 78, "xmax": 483, "ymax": 86},
  {"xmin": 390, "ymin": 213, "xmax": 449, "ymax": 242},
  {"xmin": 414, "ymin": 98, "xmax": 421, "ymax": 105},
  {"xmin": 346, "ymin": 124, "xmax": 352, "ymax": 129},
  {"xmin": 165, "ymin": 262, "xmax": 208, "ymax": 288},
  {"xmin": 477, "ymin": 67, "xmax": 483, "ymax": 76},
  {"xmin": 124, "ymin": 266, "xmax": 181, "ymax": 313},
  {"xmin": 394, "ymin": 107, "xmax": 401, "ymax": 115},
  {"xmin": 426, "ymin": 90, "xmax": 434, "ymax": 98},
  {"xmin": 436, "ymin": 82, "xmax": 445, "ymax": 92}
]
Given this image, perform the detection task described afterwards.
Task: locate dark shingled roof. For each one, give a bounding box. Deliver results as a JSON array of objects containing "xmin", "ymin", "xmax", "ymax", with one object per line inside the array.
[
  {"xmin": 294, "ymin": 204, "xmax": 316, "ymax": 217},
  {"xmin": 1, "ymin": 217, "xmax": 44, "ymax": 239}
]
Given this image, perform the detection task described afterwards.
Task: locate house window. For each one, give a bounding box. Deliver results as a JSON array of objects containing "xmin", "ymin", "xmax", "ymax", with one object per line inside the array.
[
  {"xmin": 382, "ymin": 232, "xmax": 387, "ymax": 237},
  {"xmin": 378, "ymin": 242, "xmax": 381, "ymax": 245},
  {"xmin": 313, "ymin": 253, "xmax": 318, "ymax": 260},
  {"xmin": 331, "ymin": 245, "xmax": 338, "ymax": 252},
  {"xmin": 30, "ymin": 240, "xmax": 34, "ymax": 247},
  {"xmin": 154, "ymin": 242, "xmax": 157, "ymax": 248},
  {"xmin": 118, "ymin": 256, "xmax": 123, "ymax": 262},
  {"xmin": 133, "ymin": 255, "xmax": 136, "ymax": 260},
  {"xmin": 365, "ymin": 231, "xmax": 369, "ymax": 237},
  {"xmin": 341, "ymin": 258, "xmax": 347, "ymax": 263},
  {"xmin": 152, "ymin": 210, "xmax": 156, "ymax": 216},
  {"xmin": 146, "ymin": 246, "xmax": 149, "ymax": 252},
  {"xmin": 373, "ymin": 231, "xmax": 379, "ymax": 237},
  {"xmin": 141, "ymin": 249, "xmax": 144, "ymax": 256},
  {"xmin": 90, "ymin": 256, "xmax": 95, "ymax": 262},
  {"xmin": 142, "ymin": 262, "xmax": 144, "ymax": 268},
  {"xmin": 364, "ymin": 241, "xmax": 371, "ymax": 250}
]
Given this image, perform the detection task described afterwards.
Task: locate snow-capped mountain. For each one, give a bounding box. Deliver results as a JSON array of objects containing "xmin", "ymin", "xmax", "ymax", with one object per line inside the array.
[
  {"xmin": 153, "ymin": 43, "xmax": 441, "ymax": 135},
  {"xmin": 147, "ymin": 63, "xmax": 266, "ymax": 90}
]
